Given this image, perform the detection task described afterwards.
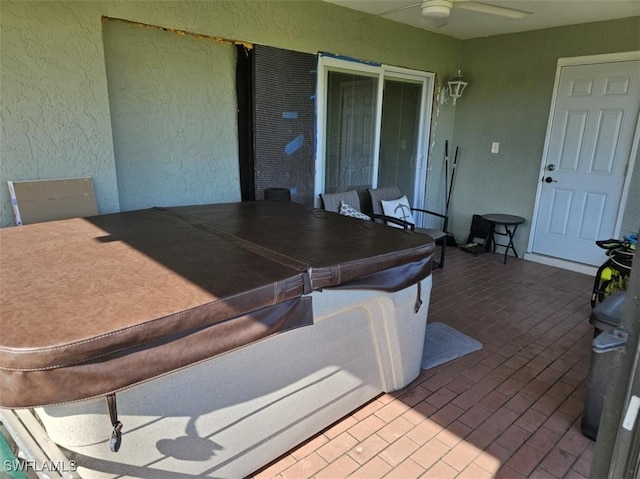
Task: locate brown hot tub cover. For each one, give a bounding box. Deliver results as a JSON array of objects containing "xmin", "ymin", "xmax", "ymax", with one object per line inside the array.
[{"xmin": 0, "ymin": 202, "xmax": 433, "ymax": 408}]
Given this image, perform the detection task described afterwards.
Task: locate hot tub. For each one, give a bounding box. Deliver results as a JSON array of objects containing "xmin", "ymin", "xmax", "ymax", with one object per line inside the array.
[{"xmin": 0, "ymin": 201, "xmax": 434, "ymax": 478}]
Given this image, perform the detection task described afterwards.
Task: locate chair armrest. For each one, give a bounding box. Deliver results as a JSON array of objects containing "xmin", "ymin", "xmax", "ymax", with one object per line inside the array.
[
  {"xmin": 410, "ymin": 207, "xmax": 447, "ymax": 220},
  {"xmin": 411, "ymin": 208, "xmax": 449, "ymax": 233},
  {"xmin": 371, "ymin": 214, "xmax": 416, "ymax": 231}
]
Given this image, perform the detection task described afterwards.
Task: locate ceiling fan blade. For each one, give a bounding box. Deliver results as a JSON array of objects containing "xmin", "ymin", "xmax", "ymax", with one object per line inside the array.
[
  {"xmin": 369, "ymin": 1, "xmax": 421, "ymax": 18},
  {"xmin": 453, "ymin": 0, "xmax": 532, "ymax": 20}
]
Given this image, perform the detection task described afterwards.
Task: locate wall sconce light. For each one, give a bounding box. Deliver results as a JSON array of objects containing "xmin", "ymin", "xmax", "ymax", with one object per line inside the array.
[{"xmin": 439, "ymin": 70, "xmax": 468, "ymax": 105}]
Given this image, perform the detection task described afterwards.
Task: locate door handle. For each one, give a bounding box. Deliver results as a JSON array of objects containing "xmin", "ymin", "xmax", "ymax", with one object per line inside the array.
[{"xmin": 544, "ymin": 177, "xmax": 558, "ymax": 183}]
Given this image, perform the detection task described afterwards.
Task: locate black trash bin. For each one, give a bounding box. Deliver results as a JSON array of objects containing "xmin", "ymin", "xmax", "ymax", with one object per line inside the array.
[{"xmin": 581, "ymin": 291, "xmax": 627, "ymax": 440}]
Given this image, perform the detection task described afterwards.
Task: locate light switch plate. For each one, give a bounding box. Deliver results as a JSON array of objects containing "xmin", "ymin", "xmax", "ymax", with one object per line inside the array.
[{"xmin": 491, "ymin": 142, "xmax": 500, "ymax": 154}]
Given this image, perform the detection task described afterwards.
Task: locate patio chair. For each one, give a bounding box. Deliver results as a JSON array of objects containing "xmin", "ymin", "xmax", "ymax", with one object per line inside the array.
[
  {"xmin": 321, "ymin": 190, "xmax": 413, "ymax": 227},
  {"xmin": 368, "ymin": 186, "xmax": 448, "ymax": 269}
]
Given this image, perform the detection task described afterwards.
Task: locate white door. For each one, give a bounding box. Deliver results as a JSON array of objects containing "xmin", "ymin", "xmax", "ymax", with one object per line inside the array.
[{"xmin": 531, "ymin": 60, "xmax": 640, "ymax": 266}]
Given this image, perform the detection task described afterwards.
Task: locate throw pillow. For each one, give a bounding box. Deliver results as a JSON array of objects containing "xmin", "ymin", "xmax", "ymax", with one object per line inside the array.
[
  {"xmin": 339, "ymin": 201, "xmax": 371, "ymax": 221},
  {"xmin": 381, "ymin": 196, "xmax": 415, "ymax": 228}
]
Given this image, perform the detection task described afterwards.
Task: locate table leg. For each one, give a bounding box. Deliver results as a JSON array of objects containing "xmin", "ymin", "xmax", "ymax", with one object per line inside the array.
[
  {"xmin": 489, "ymin": 223, "xmax": 520, "ymax": 264},
  {"xmin": 480, "ymin": 215, "xmax": 525, "ymax": 264},
  {"xmin": 502, "ymin": 224, "xmax": 519, "ymax": 264},
  {"xmin": 489, "ymin": 226, "xmax": 497, "ymax": 254}
]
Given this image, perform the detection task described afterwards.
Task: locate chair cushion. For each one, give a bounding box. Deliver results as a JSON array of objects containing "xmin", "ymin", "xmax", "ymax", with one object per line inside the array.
[
  {"xmin": 321, "ymin": 190, "xmax": 360, "ymax": 213},
  {"xmin": 339, "ymin": 201, "xmax": 371, "ymax": 221},
  {"xmin": 368, "ymin": 186, "xmax": 402, "ymax": 216},
  {"xmin": 381, "ymin": 195, "xmax": 415, "ymax": 228}
]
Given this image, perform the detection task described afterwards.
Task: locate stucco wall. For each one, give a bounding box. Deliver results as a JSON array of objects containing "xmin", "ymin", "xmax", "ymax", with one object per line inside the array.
[
  {"xmin": 0, "ymin": 2, "xmax": 120, "ymax": 226},
  {"xmin": 103, "ymin": 19, "xmax": 239, "ymax": 211},
  {"xmin": 3, "ymin": 1, "xmax": 635, "ymax": 254},
  {"xmin": 451, "ymin": 17, "xmax": 640, "ymax": 256},
  {"xmin": 0, "ymin": 0, "xmax": 461, "ymax": 227}
]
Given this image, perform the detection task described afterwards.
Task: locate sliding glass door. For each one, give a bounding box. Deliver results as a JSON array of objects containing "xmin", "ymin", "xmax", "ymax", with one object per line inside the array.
[
  {"xmin": 316, "ymin": 56, "xmax": 434, "ymax": 217},
  {"xmin": 378, "ymin": 77, "xmax": 424, "ymax": 205}
]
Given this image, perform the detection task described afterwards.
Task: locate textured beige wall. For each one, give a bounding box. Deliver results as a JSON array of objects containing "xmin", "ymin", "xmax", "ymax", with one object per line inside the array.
[{"xmin": 0, "ymin": 0, "xmax": 461, "ymax": 227}]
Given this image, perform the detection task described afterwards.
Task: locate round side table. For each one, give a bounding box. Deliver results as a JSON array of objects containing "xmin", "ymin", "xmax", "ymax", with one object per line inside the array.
[{"xmin": 481, "ymin": 214, "xmax": 526, "ymax": 264}]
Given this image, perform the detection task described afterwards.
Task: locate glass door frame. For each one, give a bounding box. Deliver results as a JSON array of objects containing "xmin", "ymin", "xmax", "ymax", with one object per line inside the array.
[{"xmin": 314, "ymin": 55, "xmax": 435, "ymax": 220}]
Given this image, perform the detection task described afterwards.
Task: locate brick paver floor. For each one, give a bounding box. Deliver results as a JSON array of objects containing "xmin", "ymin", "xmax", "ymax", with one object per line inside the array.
[{"xmin": 249, "ymin": 247, "xmax": 596, "ymax": 479}]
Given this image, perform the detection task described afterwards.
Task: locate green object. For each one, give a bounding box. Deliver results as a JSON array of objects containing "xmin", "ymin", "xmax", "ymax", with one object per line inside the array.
[{"xmin": 0, "ymin": 429, "xmax": 28, "ymax": 479}]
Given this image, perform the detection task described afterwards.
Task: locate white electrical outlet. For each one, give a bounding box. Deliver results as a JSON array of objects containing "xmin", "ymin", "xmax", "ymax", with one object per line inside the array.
[{"xmin": 491, "ymin": 142, "xmax": 500, "ymax": 154}]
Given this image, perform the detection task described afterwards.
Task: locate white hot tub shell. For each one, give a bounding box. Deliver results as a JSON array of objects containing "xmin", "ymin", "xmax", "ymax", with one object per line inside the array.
[{"xmin": 35, "ymin": 281, "xmax": 431, "ymax": 478}]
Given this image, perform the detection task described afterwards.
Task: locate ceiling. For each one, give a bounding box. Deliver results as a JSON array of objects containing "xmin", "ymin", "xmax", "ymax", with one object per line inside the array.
[{"xmin": 324, "ymin": 0, "xmax": 640, "ymax": 39}]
